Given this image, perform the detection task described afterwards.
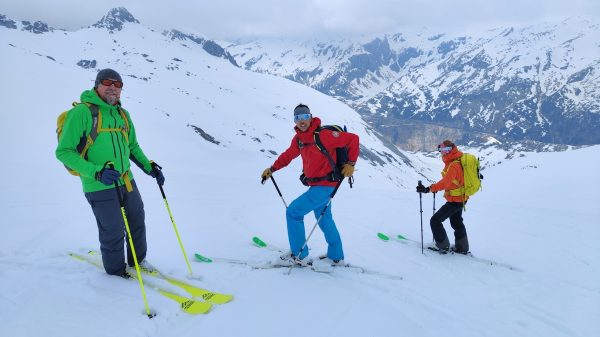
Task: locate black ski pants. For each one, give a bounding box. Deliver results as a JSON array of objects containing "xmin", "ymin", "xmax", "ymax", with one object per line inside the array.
[
  {"xmin": 85, "ymin": 180, "xmax": 147, "ymax": 275},
  {"xmin": 430, "ymin": 201, "xmax": 468, "ymax": 245}
]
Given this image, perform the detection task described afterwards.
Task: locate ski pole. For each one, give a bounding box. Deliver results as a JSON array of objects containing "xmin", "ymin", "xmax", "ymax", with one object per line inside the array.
[
  {"xmin": 418, "ymin": 180, "xmax": 424, "ymax": 255},
  {"xmin": 108, "ymin": 162, "xmax": 154, "ymax": 319},
  {"xmin": 155, "ymin": 175, "xmax": 193, "ymax": 277},
  {"xmin": 432, "ymin": 191, "xmax": 436, "ymax": 243},
  {"xmin": 297, "ymin": 178, "xmax": 345, "ymax": 259},
  {"xmin": 264, "ymin": 175, "xmax": 288, "ymax": 208}
]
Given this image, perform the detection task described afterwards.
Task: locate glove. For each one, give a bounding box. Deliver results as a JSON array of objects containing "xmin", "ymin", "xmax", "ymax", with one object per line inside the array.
[
  {"xmin": 95, "ymin": 168, "xmax": 120, "ymax": 186},
  {"xmin": 149, "ymin": 162, "xmax": 165, "ymax": 186},
  {"xmin": 416, "ymin": 184, "xmax": 430, "ymax": 193},
  {"xmin": 341, "ymin": 163, "xmax": 355, "ymax": 177},
  {"xmin": 261, "ymin": 167, "xmax": 273, "ymax": 180}
]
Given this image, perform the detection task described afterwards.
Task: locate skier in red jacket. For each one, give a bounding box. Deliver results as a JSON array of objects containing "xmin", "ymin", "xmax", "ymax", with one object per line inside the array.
[{"xmin": 261, "ymin": 104, "xmax": 359, "ymax": 266}]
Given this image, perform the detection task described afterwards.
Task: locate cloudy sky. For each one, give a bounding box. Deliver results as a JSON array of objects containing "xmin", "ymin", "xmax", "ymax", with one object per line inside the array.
[{"xmin": 1, "ymin": 0, "xmax": 598, "ymax": 40}]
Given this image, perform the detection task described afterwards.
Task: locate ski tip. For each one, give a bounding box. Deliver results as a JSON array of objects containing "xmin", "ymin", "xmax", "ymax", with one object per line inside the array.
[
  {"xmin": 194, "ymin": 253, "xmax": 213, "ymax": 263},
  {"xmin": 397, "ymin": 234, "xmax": 407, "ymax": 240},
  {"xmin": 377, "ymin": 232, "xmax": 390, "ymax": 241},
  {"xmin": 252, "ymin": 236, "xmax": 267, "ymax": 248}
]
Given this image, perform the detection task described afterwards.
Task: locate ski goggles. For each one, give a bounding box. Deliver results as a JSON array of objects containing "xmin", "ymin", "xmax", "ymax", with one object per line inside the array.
[
  {"xmin": 100, "ymin": 79, "xmax": 124, "ymax": 88},
  {"xmin": 437, "ymin": 144, "xmax": 453, "ymax": 154},
  {"xmin": 294, "ymin": 113, "xmax": 312, "ymax": 122}
]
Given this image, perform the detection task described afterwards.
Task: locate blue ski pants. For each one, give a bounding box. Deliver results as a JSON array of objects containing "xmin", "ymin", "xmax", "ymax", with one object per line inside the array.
[{"xmin": 286, "ymin": 186, "xmax": 344, "ymax": 261}]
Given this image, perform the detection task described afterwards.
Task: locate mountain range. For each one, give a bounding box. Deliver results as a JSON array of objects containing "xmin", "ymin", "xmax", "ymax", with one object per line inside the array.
[
  {"xmin": 227, "ymin": 19, "xmax": 600, "ymax": 150},
  {"xmin": 4, "ymin": 8, "xmax": 596, "ymax": 152}
]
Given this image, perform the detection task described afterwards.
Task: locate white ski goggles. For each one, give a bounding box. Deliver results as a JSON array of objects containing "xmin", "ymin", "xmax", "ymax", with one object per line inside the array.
[
  {"xmin": 437, "ymin": 144, "xmax": 453, "ymax": 154},
  {"xmin": 294, "ymin": 113, "xmax": 312, "ymax": 122}
]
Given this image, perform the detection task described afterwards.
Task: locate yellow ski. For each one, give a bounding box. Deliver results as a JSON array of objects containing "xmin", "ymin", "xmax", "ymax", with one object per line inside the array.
[
  {"xmin": 88, "ymin": 250, "xmax": 233, "ymax": 304},
  {"xmin": 69, "ymin": 252, "xmax": 212, "ymax": 315}
]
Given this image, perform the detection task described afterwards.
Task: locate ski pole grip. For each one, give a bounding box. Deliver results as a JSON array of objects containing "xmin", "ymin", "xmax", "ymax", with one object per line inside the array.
[{"xmin": 104, "ymin": 161, "xmax": 123, "ymax": 206}]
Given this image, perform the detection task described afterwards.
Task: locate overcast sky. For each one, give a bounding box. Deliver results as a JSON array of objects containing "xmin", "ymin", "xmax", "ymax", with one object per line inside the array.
[{"xmin": 1, "ymin": 0, "xmax": 598, "ymax": 40}]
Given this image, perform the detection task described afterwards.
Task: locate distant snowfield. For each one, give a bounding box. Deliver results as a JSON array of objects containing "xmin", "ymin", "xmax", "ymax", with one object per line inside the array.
[{"xmin": 0, "ymin": 20, "xmax": 598, "ymax": 337}]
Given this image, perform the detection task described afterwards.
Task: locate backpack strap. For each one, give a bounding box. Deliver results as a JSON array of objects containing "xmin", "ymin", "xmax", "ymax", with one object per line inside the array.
[
  {"xmin": 299, "ymin": 127, "xmax": 344, "ymax": 184},
  {"xmin": 313, "ymin": 127, "xmax": 338, "ymax": 174},
  {"xmin": 117, "ymin": 106, "xmax": 130, "ymax": 143},
  {"xmin": 78, "ymin": 103, "xmax": 100, "ymax": 161},
  {"xmin": 447, "ymin": 158, "xmax": 467, "ymax": 210},
  {"xmin": 96, "ymin": 106, "xmax": 130, "ymax": 143}
]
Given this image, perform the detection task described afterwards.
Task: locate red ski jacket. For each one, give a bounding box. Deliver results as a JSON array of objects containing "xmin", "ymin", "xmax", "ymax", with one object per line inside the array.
[{"xmin": 271, "ymin": 117, "xmax": 360, "ymax": 187}]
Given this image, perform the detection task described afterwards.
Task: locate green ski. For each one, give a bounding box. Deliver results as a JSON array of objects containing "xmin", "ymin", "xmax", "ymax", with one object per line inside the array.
[
  {"xmin": 377, "ymin": 232, "xmax": 408, "ymax": 241},
  {"xmin": 376, "ymin": 233, "xmax": 519, "ymax": 271},
  {"xmin": 250, "ymin": 236, "xmax": 403, "ymax": 280},
  {"xmin": 194, "ymin": 253, "xmax": 213, "ymax": 263},
  {"xmin": 377, "ymin": 232, "xmax": 390, "ymax": 241}
]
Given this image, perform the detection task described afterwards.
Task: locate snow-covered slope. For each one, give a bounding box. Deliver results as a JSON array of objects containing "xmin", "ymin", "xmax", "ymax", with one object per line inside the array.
[
  {"xmin": 0, "ymin": 8, "xmax": 420, "ymax": 188},
  {"xmin": 0, "ymin": 8, "xmax": 598, "ymax": 337}
]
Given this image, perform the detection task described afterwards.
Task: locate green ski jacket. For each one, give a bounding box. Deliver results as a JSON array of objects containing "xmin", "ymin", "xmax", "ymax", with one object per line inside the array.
[{"xmin": 56, "ymin": 89, "xmax": 152, "ymax": 193}]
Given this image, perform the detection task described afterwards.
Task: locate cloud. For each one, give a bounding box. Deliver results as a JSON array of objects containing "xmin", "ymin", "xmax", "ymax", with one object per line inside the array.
[{"xmin": 0, "ymin": 0, "xmax": 598, "ymax": 40}]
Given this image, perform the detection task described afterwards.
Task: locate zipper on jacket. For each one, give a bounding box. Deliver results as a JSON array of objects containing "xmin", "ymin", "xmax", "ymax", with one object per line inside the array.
[{"xmin": 106, "ymin": 108, "xmax": 126, "ymax": 173}]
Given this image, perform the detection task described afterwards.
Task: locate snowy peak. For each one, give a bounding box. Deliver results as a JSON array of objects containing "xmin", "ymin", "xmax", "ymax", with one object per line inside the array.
[
  {"xmin": 0, "ymin": 14, "xmax": 17, "ymax": 29},
  {"xmin": 164, "ymin": 29, "xmax": 239, "ymax": 67},
  {"xmin": 0, "ymin": 14, "xmax": 54, "ymax": 34},
  {"xmin": 93, "ymin": 7, "xmax": 139, "ymax": 32},
  {"xmin": 21, "ymin": 20, "xmax": 53, "ymax": 34}
]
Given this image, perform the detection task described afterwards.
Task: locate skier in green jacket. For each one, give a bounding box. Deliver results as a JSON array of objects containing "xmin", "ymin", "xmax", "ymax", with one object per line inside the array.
[{"xmin": 56, "ymin": 68, "xmax": 164, "ymax": 277}]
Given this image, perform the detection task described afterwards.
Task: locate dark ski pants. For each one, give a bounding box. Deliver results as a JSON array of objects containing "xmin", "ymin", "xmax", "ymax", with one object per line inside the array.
[
  {"xmin": 85, "ymin": 181, "xmax": 146, "ymax": 275},
  {"xmin": 430, "ymin": 201, "xmax": 468, "ymax": 247}
]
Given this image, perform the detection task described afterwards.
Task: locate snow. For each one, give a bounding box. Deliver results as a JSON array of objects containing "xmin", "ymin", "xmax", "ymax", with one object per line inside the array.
[{"xmin": 1, "ymin": 16, "xmax": 599, "ymax": 337}]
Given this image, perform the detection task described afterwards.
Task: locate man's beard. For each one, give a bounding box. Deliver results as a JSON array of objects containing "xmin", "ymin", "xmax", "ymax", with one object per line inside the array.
[{"xmin": 103, "ymin": 91, "xmax": 119, "ymax": 105}]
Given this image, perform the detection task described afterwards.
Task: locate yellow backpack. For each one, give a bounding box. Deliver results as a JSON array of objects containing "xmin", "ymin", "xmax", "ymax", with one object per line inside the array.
[{"xmin": 459, "ymin": 153, "xmax": 483, "ymax": 197}]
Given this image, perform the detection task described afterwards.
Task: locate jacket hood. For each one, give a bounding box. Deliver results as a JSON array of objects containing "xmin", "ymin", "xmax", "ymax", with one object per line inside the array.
[
  {"xmin": 80, "ymin": 88, "xmax": 119, "ymax": 108},
  {"xmin": 442, "ymin": 146, "xmax": 463, "ymax": 164}
]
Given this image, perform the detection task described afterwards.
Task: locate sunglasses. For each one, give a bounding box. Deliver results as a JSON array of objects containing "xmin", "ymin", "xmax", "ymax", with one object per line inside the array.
[
  {"xmin": 100, "ymin": 79, "xmax": 124, "ymax": 88},
  {"xmin": 294, "ymin": 113, "xmax": 312, "ymax": 122},
  {"xmin": 437, "ymin": 145, "xmax": 453, "ymax": 154}
]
